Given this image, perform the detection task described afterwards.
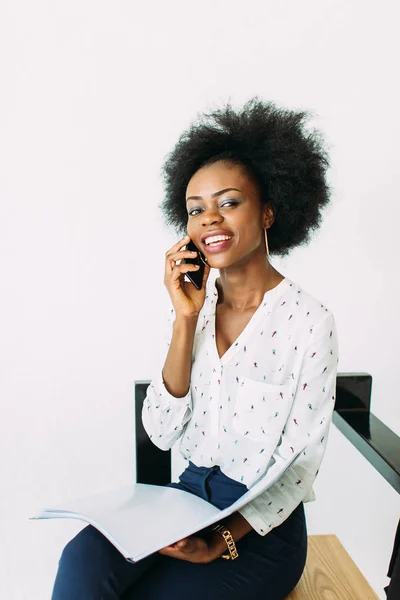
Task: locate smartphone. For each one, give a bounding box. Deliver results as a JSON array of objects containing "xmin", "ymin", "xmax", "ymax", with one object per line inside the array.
[{"xmin": 183, "ymin": 239, "xmax": 206, "ymax": 290}]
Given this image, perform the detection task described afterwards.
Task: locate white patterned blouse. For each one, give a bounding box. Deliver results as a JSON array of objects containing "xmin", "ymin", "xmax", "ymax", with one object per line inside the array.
[{"xmin": 142, "ymin": 276, "xmax": 339, "ymax": 535}]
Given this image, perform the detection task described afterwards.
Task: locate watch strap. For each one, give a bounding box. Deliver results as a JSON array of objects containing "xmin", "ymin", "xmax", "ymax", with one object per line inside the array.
[{"xmin": 211, "ymin": 524, "xmax": 239, "ymax": 560}]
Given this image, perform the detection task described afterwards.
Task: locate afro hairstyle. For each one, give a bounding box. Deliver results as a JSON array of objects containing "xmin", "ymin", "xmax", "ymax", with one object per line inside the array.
[{"xmin": 160, "ymin": 98, "xmax": 331, "ymax": 257}]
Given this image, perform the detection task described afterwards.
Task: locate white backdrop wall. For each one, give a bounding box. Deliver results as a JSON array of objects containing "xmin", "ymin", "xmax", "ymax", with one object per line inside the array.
[{"xmin": 1, "ymin": 1, "xmax": 399, "ymax": 598}]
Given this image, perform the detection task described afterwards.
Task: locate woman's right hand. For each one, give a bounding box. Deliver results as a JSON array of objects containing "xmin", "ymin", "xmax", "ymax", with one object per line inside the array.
[{"xmin": 164, "ymin": 235, "xmax": 210, "ymax": 319}]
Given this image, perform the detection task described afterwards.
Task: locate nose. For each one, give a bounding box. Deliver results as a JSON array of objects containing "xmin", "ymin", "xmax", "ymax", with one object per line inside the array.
[{"xmin": 200, "ymin": 206, "xmax": 223, "ymax": 227}]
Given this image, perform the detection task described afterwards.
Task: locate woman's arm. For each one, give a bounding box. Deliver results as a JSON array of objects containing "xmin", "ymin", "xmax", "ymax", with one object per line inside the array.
[
  {"xmin": 162, "ymin": 314, "xmax": 198, "ymax": 398},
  {"xmin": 142, "ymin": 236, "xmax": 210, "ymax": 450},
  {"xmin": 208, "ymin": 511, "xmax": 254, "ymax": 555},
  {"xmin": 142, "ymin": 309, "xmax": 198, "ymax": 450},
  {"xmin": 161, "ymin": 234, "xmax": 210, "ymax": 396},
  {"xmin": 159, "ymin": 512, "xmax": 254, "ymax": 563}
]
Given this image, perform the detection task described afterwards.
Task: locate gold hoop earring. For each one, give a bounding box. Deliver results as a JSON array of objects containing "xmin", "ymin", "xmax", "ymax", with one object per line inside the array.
[{"xmin": 264, "ymin": 228, "xmax": 270, "ymax": 257}]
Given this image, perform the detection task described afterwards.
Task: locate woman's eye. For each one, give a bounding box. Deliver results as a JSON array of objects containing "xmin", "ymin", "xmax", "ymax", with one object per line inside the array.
[
  {"xmin": 188, "ymin": 208, "xmax": 202, "ymax": 216},
  {"xmin": 220, "ymin": 200, "xmax": 239, "ymax": 208},
  {"xmin": 188, "ymin": 200, "xmax": 239, "ymax": 217}
]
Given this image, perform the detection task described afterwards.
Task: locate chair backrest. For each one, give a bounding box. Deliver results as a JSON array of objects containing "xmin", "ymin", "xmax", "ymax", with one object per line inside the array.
[{"xmin": 135, "ymin": 381, "xmax": 171, "ymax": 485}]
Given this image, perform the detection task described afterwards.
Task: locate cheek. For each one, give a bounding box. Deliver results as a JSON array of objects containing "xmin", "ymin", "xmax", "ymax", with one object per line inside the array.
[
  {"xmin": 240, "ymin": 217, "xmax": 261, "ymax": 239},
  {"xmin": 186, "ymin": 220, "xmax": 194, "ymax": 237},
  {"xmin": 242, "ymin": 228, "xmax": 263, "ymax": 254}
]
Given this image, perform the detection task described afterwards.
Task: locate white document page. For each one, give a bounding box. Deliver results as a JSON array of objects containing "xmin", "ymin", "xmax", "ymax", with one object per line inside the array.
[{"xmin": 32, "ymin": 448, "xmax": 304, "ymax": 562}]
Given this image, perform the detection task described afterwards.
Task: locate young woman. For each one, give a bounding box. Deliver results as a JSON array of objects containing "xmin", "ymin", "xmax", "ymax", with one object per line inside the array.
[{"xmin": 51, "ymin": 99, "xmax": 339, "ymax": 600}]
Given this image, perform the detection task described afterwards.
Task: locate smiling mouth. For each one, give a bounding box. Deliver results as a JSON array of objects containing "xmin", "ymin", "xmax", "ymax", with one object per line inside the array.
[
  {"xmin": 202, "ymin": 235, "xmax": 233, "ymax": 254},
  {"xmin": 204, "ymin": 235, "xmax": 233, "ymax": 246}
]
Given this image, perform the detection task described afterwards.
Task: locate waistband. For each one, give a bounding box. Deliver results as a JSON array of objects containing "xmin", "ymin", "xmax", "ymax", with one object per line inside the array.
[{"xmin": 170, "ymin": 461, "xmax": 248, "ymax": 509}]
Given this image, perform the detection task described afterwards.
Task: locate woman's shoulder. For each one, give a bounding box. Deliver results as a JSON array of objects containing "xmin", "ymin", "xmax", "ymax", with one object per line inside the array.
[{"xmin": 280, "ymin": 276, "xmax": 336, "ymax": 326}]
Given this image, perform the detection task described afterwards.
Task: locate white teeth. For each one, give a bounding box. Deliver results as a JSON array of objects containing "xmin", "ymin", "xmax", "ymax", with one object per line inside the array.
[{"xmin": 205, "ymin": 235, "xmax": 232, "ymax": 245}]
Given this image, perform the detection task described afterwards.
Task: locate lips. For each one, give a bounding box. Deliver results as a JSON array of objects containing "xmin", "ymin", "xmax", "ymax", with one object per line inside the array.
[
  {"xmin": 200, "ymin": 230, "xmax": 234, "ymax": 254},
  {"xmin": 201, "ymin": 229, "xmax": 233, "ymax": 244}
]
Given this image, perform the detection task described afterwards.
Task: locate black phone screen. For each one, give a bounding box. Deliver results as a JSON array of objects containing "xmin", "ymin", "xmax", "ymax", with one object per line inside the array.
[{"xmin": 183, "ymin": 239, "xmax": 206, "ymax": 290}]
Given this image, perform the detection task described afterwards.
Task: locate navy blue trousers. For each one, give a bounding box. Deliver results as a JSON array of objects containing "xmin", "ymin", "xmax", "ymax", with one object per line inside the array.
[{"xmin": 51, "ymin": 462, "xmax": 307, "ymax": 600}]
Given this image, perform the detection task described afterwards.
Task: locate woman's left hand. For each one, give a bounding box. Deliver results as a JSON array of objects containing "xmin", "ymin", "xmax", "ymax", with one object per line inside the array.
[{"xmin": 158, "ymin": 535, "xmax": 219, "ymax": 564}]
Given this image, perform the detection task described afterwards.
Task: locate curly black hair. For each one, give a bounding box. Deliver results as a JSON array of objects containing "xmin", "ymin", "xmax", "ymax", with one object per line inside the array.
[{"xmin": 160, "ymin": 98, "xmax": 331, "ymax": 257}]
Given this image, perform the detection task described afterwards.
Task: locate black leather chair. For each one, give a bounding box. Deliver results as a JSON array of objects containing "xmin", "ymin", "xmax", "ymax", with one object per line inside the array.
[{"xmin": 135, "ymin": 381, "xmax": 171, "ymax": 485}]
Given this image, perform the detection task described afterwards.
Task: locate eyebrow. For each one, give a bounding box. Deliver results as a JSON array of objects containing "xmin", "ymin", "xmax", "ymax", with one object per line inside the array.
[{"xmin": 186, "ymin": 187, "xmax": 242, "ymax": 202}]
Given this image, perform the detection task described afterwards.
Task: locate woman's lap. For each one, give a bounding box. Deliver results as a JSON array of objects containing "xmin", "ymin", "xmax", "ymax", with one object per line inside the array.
[
  {"xmin": 123, "ymin": 504, "xmax": 307, "ymax": 600},
  {"xmin": 51, "ymin": 524, "xmax": 161, "ymax": 600},
  {"xmin": 51, "ymin": 465, "xmax": 307, "ymax": 599},
  {"xmin": 52, "ymin": 504, "xmax": 306, "ymax": 600}
]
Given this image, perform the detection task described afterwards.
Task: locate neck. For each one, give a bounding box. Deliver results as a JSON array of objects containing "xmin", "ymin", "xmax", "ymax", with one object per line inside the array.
[{"xmin": 216, "ymin": 258, "xmax": 284, "ymax": 311}]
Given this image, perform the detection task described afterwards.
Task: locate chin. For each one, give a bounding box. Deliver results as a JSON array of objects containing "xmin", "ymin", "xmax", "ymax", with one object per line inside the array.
[{"xmin": 206, "ymin": 255, "xmax": 235, "ymax": 270}]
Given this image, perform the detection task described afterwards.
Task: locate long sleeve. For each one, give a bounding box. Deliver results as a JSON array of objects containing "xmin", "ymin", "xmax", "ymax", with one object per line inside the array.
[
  {"xmin": 141, "ymin": 307, "xmax": 193, "ymax": 451},
  {"xmin": 238, "ymin": 311, "xmax": 339, "ymax": 535}
]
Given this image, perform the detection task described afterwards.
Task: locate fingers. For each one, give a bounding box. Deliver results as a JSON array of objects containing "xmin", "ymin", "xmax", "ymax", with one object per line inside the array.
[
  {"xmin": 167, "ymin": 262, "xmax": 200, "ymax": 286},
  {"xmin": 159, "ymin": 537, "xmax": 209, "ymax": 563},
  {"xmin": 163, "ymin": 236, "xmax": 208, "ymax": 313},
  {"xmin": 159, "ymin": 539, "xmax": 189, "ymax": 552},
  {"xmin": 165, "ymin": 236, "xmax": 199, "ymax": 275},
  {"xmin": 163, "ymin": 539, "xmax": 194, "ymax": 554},
  {"xmin": 168, "ymin": 250, "xmax": 198, "ymax": 267},
  {"xmin": 166, "ymin": 537, "xmax": 191, "ymax": 549},
  {"xmin": 165, "ymin": 235, "xmax": 191, "ymax": 262}
]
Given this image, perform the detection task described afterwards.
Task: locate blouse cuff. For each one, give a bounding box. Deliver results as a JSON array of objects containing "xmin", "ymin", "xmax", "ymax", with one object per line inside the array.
[
  {"xmin": 148, "ymin": 373, "xmax": 192, "ymax": 416},
  {"xmin": 238, "ymin": 503, "xmax": 271, "ymax": 536}
]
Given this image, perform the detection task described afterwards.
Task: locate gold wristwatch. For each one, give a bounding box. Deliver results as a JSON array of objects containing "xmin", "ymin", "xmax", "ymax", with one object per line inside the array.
[{"xmin": 211, "ymin": 524, "xmax": 239, "ymax": 560}]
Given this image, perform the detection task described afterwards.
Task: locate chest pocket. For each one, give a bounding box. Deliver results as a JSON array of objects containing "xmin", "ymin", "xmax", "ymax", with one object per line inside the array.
[{"xmin": 232, "ymin": 377, "xmax": 292, "ymax": 444}]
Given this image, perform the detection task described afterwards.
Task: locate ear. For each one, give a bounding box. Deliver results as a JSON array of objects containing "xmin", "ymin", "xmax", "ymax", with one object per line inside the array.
[{"xmin": 262, "ymin": 202, "xmax": 275, "ymax": 229}]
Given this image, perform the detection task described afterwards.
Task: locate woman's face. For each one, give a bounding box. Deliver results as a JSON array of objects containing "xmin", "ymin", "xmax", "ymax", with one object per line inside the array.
[{"xmin": 185, "ymin": 160, "xmax": 273, "ymax": 270}]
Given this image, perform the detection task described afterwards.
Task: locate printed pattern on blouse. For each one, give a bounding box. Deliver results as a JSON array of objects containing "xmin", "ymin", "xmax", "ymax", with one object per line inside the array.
[{"xmin": 142, "ymin": 276, "xmax": 339, "ymax": 535}]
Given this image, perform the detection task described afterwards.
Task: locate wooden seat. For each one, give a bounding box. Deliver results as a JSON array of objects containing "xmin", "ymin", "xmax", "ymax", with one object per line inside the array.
[{"xmin": 287, "ymin": 535, "xmax": 378, "ymax": 599}]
